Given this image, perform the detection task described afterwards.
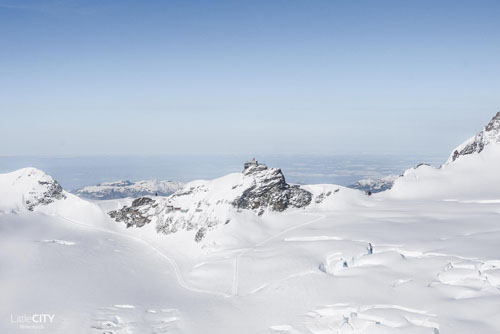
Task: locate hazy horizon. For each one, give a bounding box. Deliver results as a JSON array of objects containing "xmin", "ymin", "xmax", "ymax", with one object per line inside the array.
[{"xmin": 0, "ymin": 153, "xmax": 445, "ymax": 190}]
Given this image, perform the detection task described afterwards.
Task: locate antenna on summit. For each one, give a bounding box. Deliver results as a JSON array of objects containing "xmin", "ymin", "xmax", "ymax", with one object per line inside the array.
[{"xmin": 244, "ymin": 157, "xmax": 259, "ymax": 170}]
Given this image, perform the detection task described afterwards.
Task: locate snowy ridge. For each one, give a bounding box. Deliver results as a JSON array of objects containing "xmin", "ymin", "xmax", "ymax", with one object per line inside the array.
[
  {"xmin": 74, "ymin": 179, "xmax": 184, "ymax": 200},
  {"xmin": 108, "ymin": 160, "xmax": 345, "ymax": 241},
  {"xmin": 447, "ymin": 111, "xmax": 500, "ymax": 163}
]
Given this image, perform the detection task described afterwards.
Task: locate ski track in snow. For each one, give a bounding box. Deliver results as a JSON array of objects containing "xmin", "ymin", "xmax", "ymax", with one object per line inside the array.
[
  {"xmin": 58, "ymin": 215, "xmax": 232, "ymax": 298},
  {"xmin": 232, "ymin": 212, "xmax": 326, "ymax": 295},
  {"xmin": 59, "ymin": 212, "xmax": 325, "ymax": 299},
  {"xmin": 56, "ymin": 212, "xmax": 500, "ymax": 305}
]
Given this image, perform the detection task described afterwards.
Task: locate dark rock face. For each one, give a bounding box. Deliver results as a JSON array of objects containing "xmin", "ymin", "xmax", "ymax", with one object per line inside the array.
[
  {"xmin": 194, "ymin": 227, "xmax": 206, "ymax": 243},
  {"xmin": 109, "ymin": 197, "xmax": 156, "ymax": 228},
  {"xmin": 26, "ymin": 180, "xmax": 66, "ymax": 211},
  {"xmin": 233, "ymin": 163, "xmax": 312, "ymax": 213},
  {"xmin": 485, "ymin": 111, "xmax": 500, "ymax": 131},
  {"xmin": 451, "ymin": 111, "xmax": 500, "ymax": 162},
  {"xmin": 131, "ymin": 197, "xmax": 155, "ymax": 207},
  {"xmin": 452, "ymin": 135, "xmax": 485, "ymax": 162},
  {"xmin": 315, "ymin": 190, "xmax": 338, "ymax": 203}
]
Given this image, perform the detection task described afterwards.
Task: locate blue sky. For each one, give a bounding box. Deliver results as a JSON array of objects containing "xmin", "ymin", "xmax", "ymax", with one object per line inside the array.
[{"xmin": 1, "ymin": 0, "xmax": 499, "ymax": 156}]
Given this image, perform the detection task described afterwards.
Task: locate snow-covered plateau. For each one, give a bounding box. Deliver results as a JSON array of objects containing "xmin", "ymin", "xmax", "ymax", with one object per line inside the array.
[{"xmin": 2, "ymin": 112, "xmax": 500, "ymax": 333}]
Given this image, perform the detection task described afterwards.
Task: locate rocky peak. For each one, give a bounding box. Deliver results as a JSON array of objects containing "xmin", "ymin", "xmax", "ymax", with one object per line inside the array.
[
  {"xmin": 108, "ymin": 160, "xmax": 312, "ymax": 241},
  {"xmin": 109, "ymin": 196, "xmax": 156, "ymax": 228},
  {"xmin": 243, "ymin": 157, "xmax": 260, "ymax": 172},
  {"xmin": 485, "ymin": 111, "xmax": 500, "ymax": 132},
  {"xmin": 450, "ymin": 111, "xmax": 500, "ymax": 162},
  {"xmin": 21, "ymin": 169, "xmax": 66, "ymax": 211},
  {"xmin": 234, "ymin": 161, "xmax": 312, "ymax": 214},
  {"xmin": 0, "ymin": 168, "xmax": 66, "ymax": 212}
]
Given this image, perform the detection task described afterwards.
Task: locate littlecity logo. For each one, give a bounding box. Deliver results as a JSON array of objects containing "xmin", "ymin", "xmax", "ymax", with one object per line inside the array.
[{"xmin": 10, "ymin": 314, "xmax": 55, "ymax": 330}]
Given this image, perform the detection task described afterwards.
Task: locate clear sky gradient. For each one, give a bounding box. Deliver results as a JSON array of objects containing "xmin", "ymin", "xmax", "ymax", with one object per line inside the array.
[{"xmin": 1, "ymin": 0, "xmax": 499, "ymax": 156}]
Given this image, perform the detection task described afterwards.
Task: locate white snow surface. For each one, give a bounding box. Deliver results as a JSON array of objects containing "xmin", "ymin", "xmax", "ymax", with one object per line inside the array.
[{"xmin": 2, "ymin": 119, "xmax": 500, "ymax": 333}]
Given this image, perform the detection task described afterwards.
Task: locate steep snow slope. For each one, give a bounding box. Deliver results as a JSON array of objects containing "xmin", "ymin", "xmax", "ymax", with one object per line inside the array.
[
  {"xmin": 74, "ymin": 179, "xmax": 184, "ymax": 200},
  {"xmin": 448, "ymin": 111, "xmax": 500, "ymax": 163}
]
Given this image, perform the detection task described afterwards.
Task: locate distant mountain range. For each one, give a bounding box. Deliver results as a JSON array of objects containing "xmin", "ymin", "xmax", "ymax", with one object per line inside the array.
[
  {"xmin": 348, "ymin": 174, "xmax": 399, "ymax": 193},
  {"xmin": 73, "ymin": 179, "xmax": 184, "ymax": 200}
]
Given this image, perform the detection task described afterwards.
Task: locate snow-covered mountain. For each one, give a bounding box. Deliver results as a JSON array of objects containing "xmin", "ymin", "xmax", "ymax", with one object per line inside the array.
[
  {"xmin": 74, "ymin": 179, "xmax": 184, "ymax": 200},
  {"xmin": 0, "ymin": 167, "xmax": 107, "ymax": 222},
  {"xmin": 348, "ymin": 111, "xmax": 500, "ymax": 198},
  {"xmin": 108, "ymin": 159, "xmax": 355, "ymax": 241},
  {"xmin": 448, "ymin": 111, "xmax": 500, "ymax": 163},
  {"xmin": 0, "ymin": 168, "xmax": 66, "ymax": 213},
  {"xmin": 387, "ymin": 112, "xmax": 500, "ymax": 200},
  {"xmin": 348, "ymin": 174, "xmax": 399, "ymax": 193}
]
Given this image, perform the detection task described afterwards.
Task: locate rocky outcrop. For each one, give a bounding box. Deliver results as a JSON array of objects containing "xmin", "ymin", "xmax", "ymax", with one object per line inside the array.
[
  {"xmin": 233, "ymin": 162, "xmax": 312, "ymax": 214},
  {"xmin": 108, "ymin": 197, "xmax": 156, "ymax": 228},
  {"xmin": 74, "ymin": 179, "xmax": 183, "ymax": 200},
  {"xmin": 108, "ymin": 160, "xmax": 312, "ymax": 241},
  {"xmin": 25, "ymin": 179, "xmax": 66, "ymax": 211},
  {"xmin": 449, "ymin": 111, "xmax": 500, "ymax": 162}
]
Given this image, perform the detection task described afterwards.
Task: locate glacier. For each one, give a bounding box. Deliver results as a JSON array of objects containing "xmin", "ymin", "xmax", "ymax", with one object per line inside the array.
[{"xmin": 1, "ymin": 112, "xmax": 500, "ymax": 333}]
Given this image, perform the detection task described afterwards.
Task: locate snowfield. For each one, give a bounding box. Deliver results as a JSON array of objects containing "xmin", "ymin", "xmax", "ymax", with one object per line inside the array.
[{"xmin": 1, "ymin": 113, "xmax": 500, "ymax": 333}]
